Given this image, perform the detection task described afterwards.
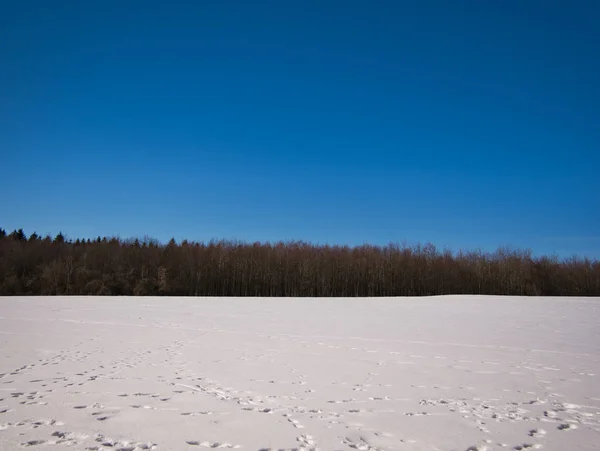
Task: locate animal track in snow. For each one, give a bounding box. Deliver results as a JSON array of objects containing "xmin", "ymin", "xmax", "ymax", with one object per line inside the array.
[
  {"xmin": 21, "ymin": 439, "xmax": 47, "ymax": 446},
  {"xmin": 342, "ymin": 436, "xmax": 382, "ymax": 451},
  {"xmin": 31, "ymin": 419, "xmax": 65, "ymax": 428},
  {"xmin": 94, "ymin": 433, "xmax": 157, "ymax": 450},
  {"xmin": 74, "ymin": 402, "xmax": 104, "ymax": 410},
  {"xmin": 186, "ymin": 440, "xmax": 240, "ymax": 448},
  {"xmin": 528, "ymin": 429, "xmax": 546, "ymax": 437},
  {"xmin": 94, "ymin": 414, "xmax": 111, "ymax": 421},
  {"xmin": 4, "ymin": 418, "xmax": 65, "ymax": 430},
  {"xmin": 465, "ymin": 445, "xmax": 488, "ymax": 451},
  {"xmin": 242, "ymin": 407, "xmax": 274, "ymax": 413},
  {"xmin": 283, "ymin": 413, "xmax": 305, "ymax": 429},
  {"xmin": 296, "ymin": 434, "xmax": 318, "ymax": 450}
]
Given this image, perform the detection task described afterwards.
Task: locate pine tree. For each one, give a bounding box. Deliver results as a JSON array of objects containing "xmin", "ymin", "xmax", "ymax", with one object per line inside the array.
[{"xmin": 9, "ymin": 229, "xmax": 27, "ymax": 241}]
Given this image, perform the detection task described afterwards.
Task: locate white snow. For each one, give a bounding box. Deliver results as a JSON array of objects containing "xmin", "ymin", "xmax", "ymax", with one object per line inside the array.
[{"xmin": 0, "ymin": 295, "xmax": 599, "ymax": 450}]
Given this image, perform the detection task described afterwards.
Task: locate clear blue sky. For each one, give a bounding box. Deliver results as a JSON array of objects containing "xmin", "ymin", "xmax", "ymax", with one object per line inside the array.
[{"xmin": 1, "ymin": 1, "xmax": 598, "ymax": 258}]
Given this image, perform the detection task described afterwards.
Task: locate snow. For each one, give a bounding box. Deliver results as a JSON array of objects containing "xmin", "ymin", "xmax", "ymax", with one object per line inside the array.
[{"xmin": 0, "ymin": 295, "xmax": 599, "ymax": 451}]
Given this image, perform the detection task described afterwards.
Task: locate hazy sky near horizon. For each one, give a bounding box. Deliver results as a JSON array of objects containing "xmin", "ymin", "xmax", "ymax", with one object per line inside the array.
[{"xmin": 1, "ymin": 1, "xmax": 599, "ymax": 258}]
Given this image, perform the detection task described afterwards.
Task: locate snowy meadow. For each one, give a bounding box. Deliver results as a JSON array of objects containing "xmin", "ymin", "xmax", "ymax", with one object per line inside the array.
[{"xmin": 0, "ymin": 296, "xmax": 599, "ymax": 450}]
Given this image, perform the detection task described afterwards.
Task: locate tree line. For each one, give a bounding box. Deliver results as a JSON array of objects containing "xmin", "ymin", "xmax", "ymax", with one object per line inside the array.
[{"xmin": 0, "ymin": 227, "xmax": 598, "ymax": 297}]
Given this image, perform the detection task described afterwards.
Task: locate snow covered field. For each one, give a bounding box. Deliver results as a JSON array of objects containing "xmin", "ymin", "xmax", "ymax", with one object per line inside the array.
[{"xmin": 0, "ymin": 296, "xmax": 599, "ymax": 451}]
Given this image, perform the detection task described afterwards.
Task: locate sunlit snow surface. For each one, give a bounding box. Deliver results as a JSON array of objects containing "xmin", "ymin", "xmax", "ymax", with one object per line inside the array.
[{"xmin": 1, "ymin": 296, "xmax": 599, "ymax": 450}]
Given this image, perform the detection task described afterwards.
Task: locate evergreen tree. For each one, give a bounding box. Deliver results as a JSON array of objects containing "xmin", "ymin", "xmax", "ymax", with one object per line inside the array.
[{"xmin": 9, "ymin": 229, "xmax": 27, "ymax": 241}]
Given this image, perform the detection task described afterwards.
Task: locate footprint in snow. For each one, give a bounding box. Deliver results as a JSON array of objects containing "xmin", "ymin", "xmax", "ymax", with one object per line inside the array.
[
  {"xmin": 186, "ymin": 440, "xmax": 240, "ymax": 448},
  {"xmin": 528, "ymin": 429, "xmax": 546, "ymax": 437}
]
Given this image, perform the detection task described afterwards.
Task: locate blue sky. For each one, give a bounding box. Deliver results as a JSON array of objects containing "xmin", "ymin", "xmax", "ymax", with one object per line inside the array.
[{"xmin": 1, "ymin": 1, "xmax": 598, "ymax": 258}]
